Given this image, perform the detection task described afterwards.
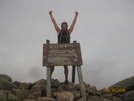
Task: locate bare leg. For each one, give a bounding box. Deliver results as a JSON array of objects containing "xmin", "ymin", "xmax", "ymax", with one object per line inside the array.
[
  {"xmin": 50, "ymin": 66, "xmax": 54, "ymax": 76},
  {"xmin": 64, "ymin": 66, "xmax": 69, "ymax": 84}
]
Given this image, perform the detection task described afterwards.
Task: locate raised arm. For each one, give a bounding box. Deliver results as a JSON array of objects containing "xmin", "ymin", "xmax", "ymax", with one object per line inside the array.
[
  {"xmin": 49, "ymin": 11, "xmax": 60, "ymax": 33},
  {"xmin": 68, "ymin": 11, "xmax": 79, "ymax": 34}
]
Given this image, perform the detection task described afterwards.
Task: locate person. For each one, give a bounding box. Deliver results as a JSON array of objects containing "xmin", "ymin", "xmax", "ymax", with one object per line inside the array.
[{"xmin": 49, "ymin": 10, "xmax": 78, "ymax": 84}]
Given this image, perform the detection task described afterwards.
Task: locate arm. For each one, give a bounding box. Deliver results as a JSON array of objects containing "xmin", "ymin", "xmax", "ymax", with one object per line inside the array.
[
  {"xmin": 68, "ymin": 11, "xmax": 79, "ymax": 34},
  {"xmin": 49, "ymin": 11, "xmax": 60, "ymax": 33}
]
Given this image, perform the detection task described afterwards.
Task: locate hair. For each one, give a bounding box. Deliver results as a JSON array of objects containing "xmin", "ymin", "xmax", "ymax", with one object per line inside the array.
[{"xmin": 61, "ymin": 22, "xmax": 68, "ymax": 27}]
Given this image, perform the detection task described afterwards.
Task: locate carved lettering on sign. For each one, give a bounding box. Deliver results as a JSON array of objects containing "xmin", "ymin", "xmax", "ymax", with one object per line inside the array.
[{"xmin": 43, "ymin": 43, "xmax": 83, "ymax": 66}]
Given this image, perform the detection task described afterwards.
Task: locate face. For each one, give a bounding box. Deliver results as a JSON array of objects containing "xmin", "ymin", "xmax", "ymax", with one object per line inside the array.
[{"xmin": 61, "ymin": 24, "xmax": 68, "ymax": 30}]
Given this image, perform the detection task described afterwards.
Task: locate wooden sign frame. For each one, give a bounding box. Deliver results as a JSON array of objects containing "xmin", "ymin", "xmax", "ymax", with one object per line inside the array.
[{"xmin": 43, "ymin": 43, "xmax": 83, "ymax": 66}]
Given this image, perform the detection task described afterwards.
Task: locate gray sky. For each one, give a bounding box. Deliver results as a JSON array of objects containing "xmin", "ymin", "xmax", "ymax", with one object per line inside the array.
[{"xmin": 0, "ymin": 0, "xmax": 134, "ymax": 90}]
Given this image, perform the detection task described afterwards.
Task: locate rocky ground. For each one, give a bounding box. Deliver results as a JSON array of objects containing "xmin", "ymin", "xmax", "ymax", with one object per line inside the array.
[{"xmin": 0, "ymin": 74, "xmax": 134, "ymax": 101}]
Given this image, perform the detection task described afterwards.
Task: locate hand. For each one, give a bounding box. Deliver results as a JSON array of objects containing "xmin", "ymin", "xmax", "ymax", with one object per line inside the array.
[
  {"xmin": 49, "ymin": 11, "xmax": 52, "ymax": 15},
  {"xmin": 75, "ymin": 11, "xmax": 78, "ymax": 16}
]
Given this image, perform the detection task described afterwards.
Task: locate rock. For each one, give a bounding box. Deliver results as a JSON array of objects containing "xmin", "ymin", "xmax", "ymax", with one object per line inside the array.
[
  {"xmin": 56, "ymin": 91, "xmax": 74, "ymax": 101},
  {"xmin": 123, "ymin": 90, "xmax": 134, "ymax": 101},
  {"xmin": 51, "ymin": 79, "xmax": 60, "ymax": 88},
  {"xmin": 17, "ymin": 88, "xmax": 29, "ymax": 99},
  {"xmin": 30, "ymin": 79, "xmax": 46, "ymax": 93},
  {"xmin": 0, "ymin": 77, "xmax": 18, "ymax": 90},
  {"xmin": 93, "ymin": 92, "xmax": 101, "ymax": 96},
  {"xmin": 0, "ymin": 90, "xmax": 8, "ymax": 101},
  {"xmin": 113, "ymin": 96, "xmax": 122, "ymax": 101},
  {"xmin": 86, "ymin": 86, "xmax": 97, "ymax": 94},
  {"xmin": 34, "ymin": 79, "xmax": 46, "ymax": 85},
  {"xmin": 109, "ymin": 76, "xmax": 134, "ymax": 92},
  {"xmin": 102, "ymin": 98, "xmax": 112, "ymax": 101},
  {"xmin": 102, "ymin": 94, "xmax": 113, "ymax": 100},
  {"xmin": 71, "ymin": 91, "xmax": 81, "ymax": 100},
  {"xmin": 75, "ymin": 84, "xmax": 81, "ymax": 90},
  {"xmin": 23, "ymin": 99, "xmax": 37, "ymax": 101},
  {"xmin": 0, "ymin": 74, "xmax": 12, "ymax": 82},
  {"xmin": 28, "ymin": 91, "xmax": 41, "ymax": 99},
  {"xmin": 30, "ymin": 84, "xmax": 46, "ymax": 93},
  {"xmin": 76, "ymin": 98, "xmax": 86, "ymax": 101},
  {"xmin": 11, "ymin": 88, "xmax": 21, "ymax": 95},
  {"xmin": 37, "ymin": 97, "xmax": 56, "ymax": 101},
  {"xmin": 88, "ymin": 96, "xmax": 103, "ymax": 101},
  {"xmin": 8, "ymin": 93, "xmax": 21, "ymax": 101},
  {"xmin": 57, "ymin": 84, "xmax": 64, "ymax": 91},
  {"xmin": 19, "ymin": 82, "xmax": 31, "ymax": 90}
]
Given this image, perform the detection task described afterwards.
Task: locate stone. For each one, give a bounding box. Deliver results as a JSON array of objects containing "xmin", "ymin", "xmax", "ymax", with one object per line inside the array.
[
  {"xmin": 109, "ymin": 76, "xmax": 134, "ymax": 92},
  {"xmin": 76, "ymin": 98, "xmax": 86, "ymax": 101},
  {"xmin": 51, "ymin": 79, "xmax": 60, "ymax": 88},
  {"xmin": 102, "ymin": 98, "xmax": 112, "ymax": 101},
  {"xmin": 93, "ymin": 92, "xmax": 101, "ymax": 96},
  {"xmin": 34, "ymin": 79, "xmax": 46, "ymax": 85},
  {"xmin": 71, "ymin": 91, "xmax": 81, "ymax": 100},
  {"xmin": 30, "ymin": 84, "xmax": 46, "ymax": 93},
  {"xmin": 17, "ymin": 88, "xmax": 29, "ymax": 99},
  {"xmin": 8, "ymin": 93, "xmax": 21, "ymax": 101},
  {"xmin": 56, "ymin": 91, "xmax": 74, "ymax": 101},
  {"xmin": 123, "ymin": 90, "xmax": 134, "ymax": 101},
  {"xmin": 57, "ymin": 85, "xmax": 64, "ymax": 91},
  {"xmin": 0, "ymin": 77, "xmax": 18, "ymax": 90},
  {"xmin": 88, "ymin": 96, "xmax": 103, "ymax": 101},
  {"xmin": 113, "ymin": 96, "xmax": 122, "ymax": 101},
  {"xmin": 11, "ymin": 88, "xmax": 21, "ymax": 95},
  {"xmin": 28, "ymin": 91, "xmax": 41, "ymax": 99},
  {"xmin": 23, "ymin": 99, "xmax": 37, "ymax": 101},
  {"xmin": 102, "ymin": 94, "xmax": 113, "ymax": 100},
  {"xmin": 0, "ymin": 74, "xmax": 12, "ymax": 82},
  {"xmin": 37, "ymin": 97, "xmax": 56, "ymax": 101},
  {"xmin": 19, "ymin": 82, "xmax": 31, "ymax": 90},
  {"xmin": 0, "ymin": 90, "xmax": 8, "ymax": 101},
  {"xmin": 86, "ymin": 86, "xmax": 97, "ymax": 94}
]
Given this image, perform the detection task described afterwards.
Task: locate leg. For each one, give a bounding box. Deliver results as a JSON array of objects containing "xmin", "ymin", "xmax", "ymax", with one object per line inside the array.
[
  {"xmin": 64, "ymin": 66, "xmax": 69, "ymax": 84},
  {"xmin": 50, "ymin": 66, "xmax": 54, "ymax": 76}
]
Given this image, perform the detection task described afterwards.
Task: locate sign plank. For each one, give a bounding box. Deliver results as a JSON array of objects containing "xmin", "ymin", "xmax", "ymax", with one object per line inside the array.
[{"xmin": 43, "ymin": 43, "xmax": 83, "ymax": 66}]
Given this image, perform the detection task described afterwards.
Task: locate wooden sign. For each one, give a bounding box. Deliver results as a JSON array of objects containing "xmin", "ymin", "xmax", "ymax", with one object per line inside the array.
[{"xmin": 43, "ymin": 43, "xmax": 83, "ymax": 66}]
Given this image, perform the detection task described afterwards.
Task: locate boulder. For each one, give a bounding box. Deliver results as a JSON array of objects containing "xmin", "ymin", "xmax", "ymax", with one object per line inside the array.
[
  {"xmin": 76, "ymin": 98, "xmax": 86, "ymax": 101},
  {"xmin": 8, "ymin": 93, "xmax": 21, "ymax": 101},
  {"xmin": 109, "ymin": 76, "xmax": 134, "ymax": 92},
  {"xmin": 86, "ymin": 86, "xmax": 97, "ymax": 94},
  {"xmin": 0, "ymin": 78, "xmax": 18, "ymax": 90},
  {"xmin": 88, "ymin": 96, "xmax": 103, "ymax": 101},
  {"xmin": 113, "ymin": 96, "xmax": 122, "ymax": 101},
  {"xmin": 19, "ymin": 82, "xmax": 31, "ymax": 90},
  {"xmin": 23, "ymin": 99, "xmax": 37, "ymax": 101},
  {"xmin": 102, "ymin": 94, "xmax": 113, "ymax": 100},
  {"xmin": 51, "ymin": 79, "xmax": 60, "ymax": 88},
  {"xmin": 123, "ymin": 90, "xmax": 134, "ymax": 101},
  {"xmin": 37, "ymin": 97, "xmax": 56, "ymax": 101},
  {"xmin": 17, "ymin": 88, "xmax": 29, "ymax": 99},
  {"xmin": 30, "ymin": 84, "xmax": 46, "ymax": 93},
  {"xmin": 56, "ymin": 91, "xmax": 74, "ymax": 101},
  {"xmin": 11, "ymin": 88, "xmax": 21, "ymax": 95},
  {"xmin": 28, "ymin": 91, "xmax": 41, "ymax": 99},
  {"xmin": 102, "ymin": 98, "xmax": 112, "ymax": 101},
  {"xmin": 0, "ymin": 90, "xmax": 8, "ymax": 101},
  {"xmin": 71, "ymin": 91, "xmax": 81, "ymax": 100},
  {"xmin": 0, "ymin": 74, "xmax": 12, "ymax": 82}
]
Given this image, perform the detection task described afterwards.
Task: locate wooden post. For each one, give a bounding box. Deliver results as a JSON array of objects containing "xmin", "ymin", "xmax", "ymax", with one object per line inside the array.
[
  {"xmin": 72, "ymin": 41, "xmax": 77, "ymax": 83},
  {"xmin": 77, "ymin": 65, "xmax": 86, "ymax": 99},
  {"xmin": 46, "ymin": 40, "xmax": 51, "ymax": 97}
]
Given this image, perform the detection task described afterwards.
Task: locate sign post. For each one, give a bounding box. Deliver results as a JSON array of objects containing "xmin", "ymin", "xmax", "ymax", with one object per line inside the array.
[{"xmin": 43, "ymin": 40, "xmax": 86, "ymax": 99}]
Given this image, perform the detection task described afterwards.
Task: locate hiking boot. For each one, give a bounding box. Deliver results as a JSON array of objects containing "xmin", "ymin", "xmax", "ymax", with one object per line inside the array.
[{"xmin": 64, "ymin": 80, "xmax": 68, "ymax": 85}]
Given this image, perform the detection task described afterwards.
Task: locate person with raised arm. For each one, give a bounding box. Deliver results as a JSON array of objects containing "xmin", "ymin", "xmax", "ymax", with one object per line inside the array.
[{"xmin": 49, "ymin": 11, "xmax": 78, "ymax": 84}]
